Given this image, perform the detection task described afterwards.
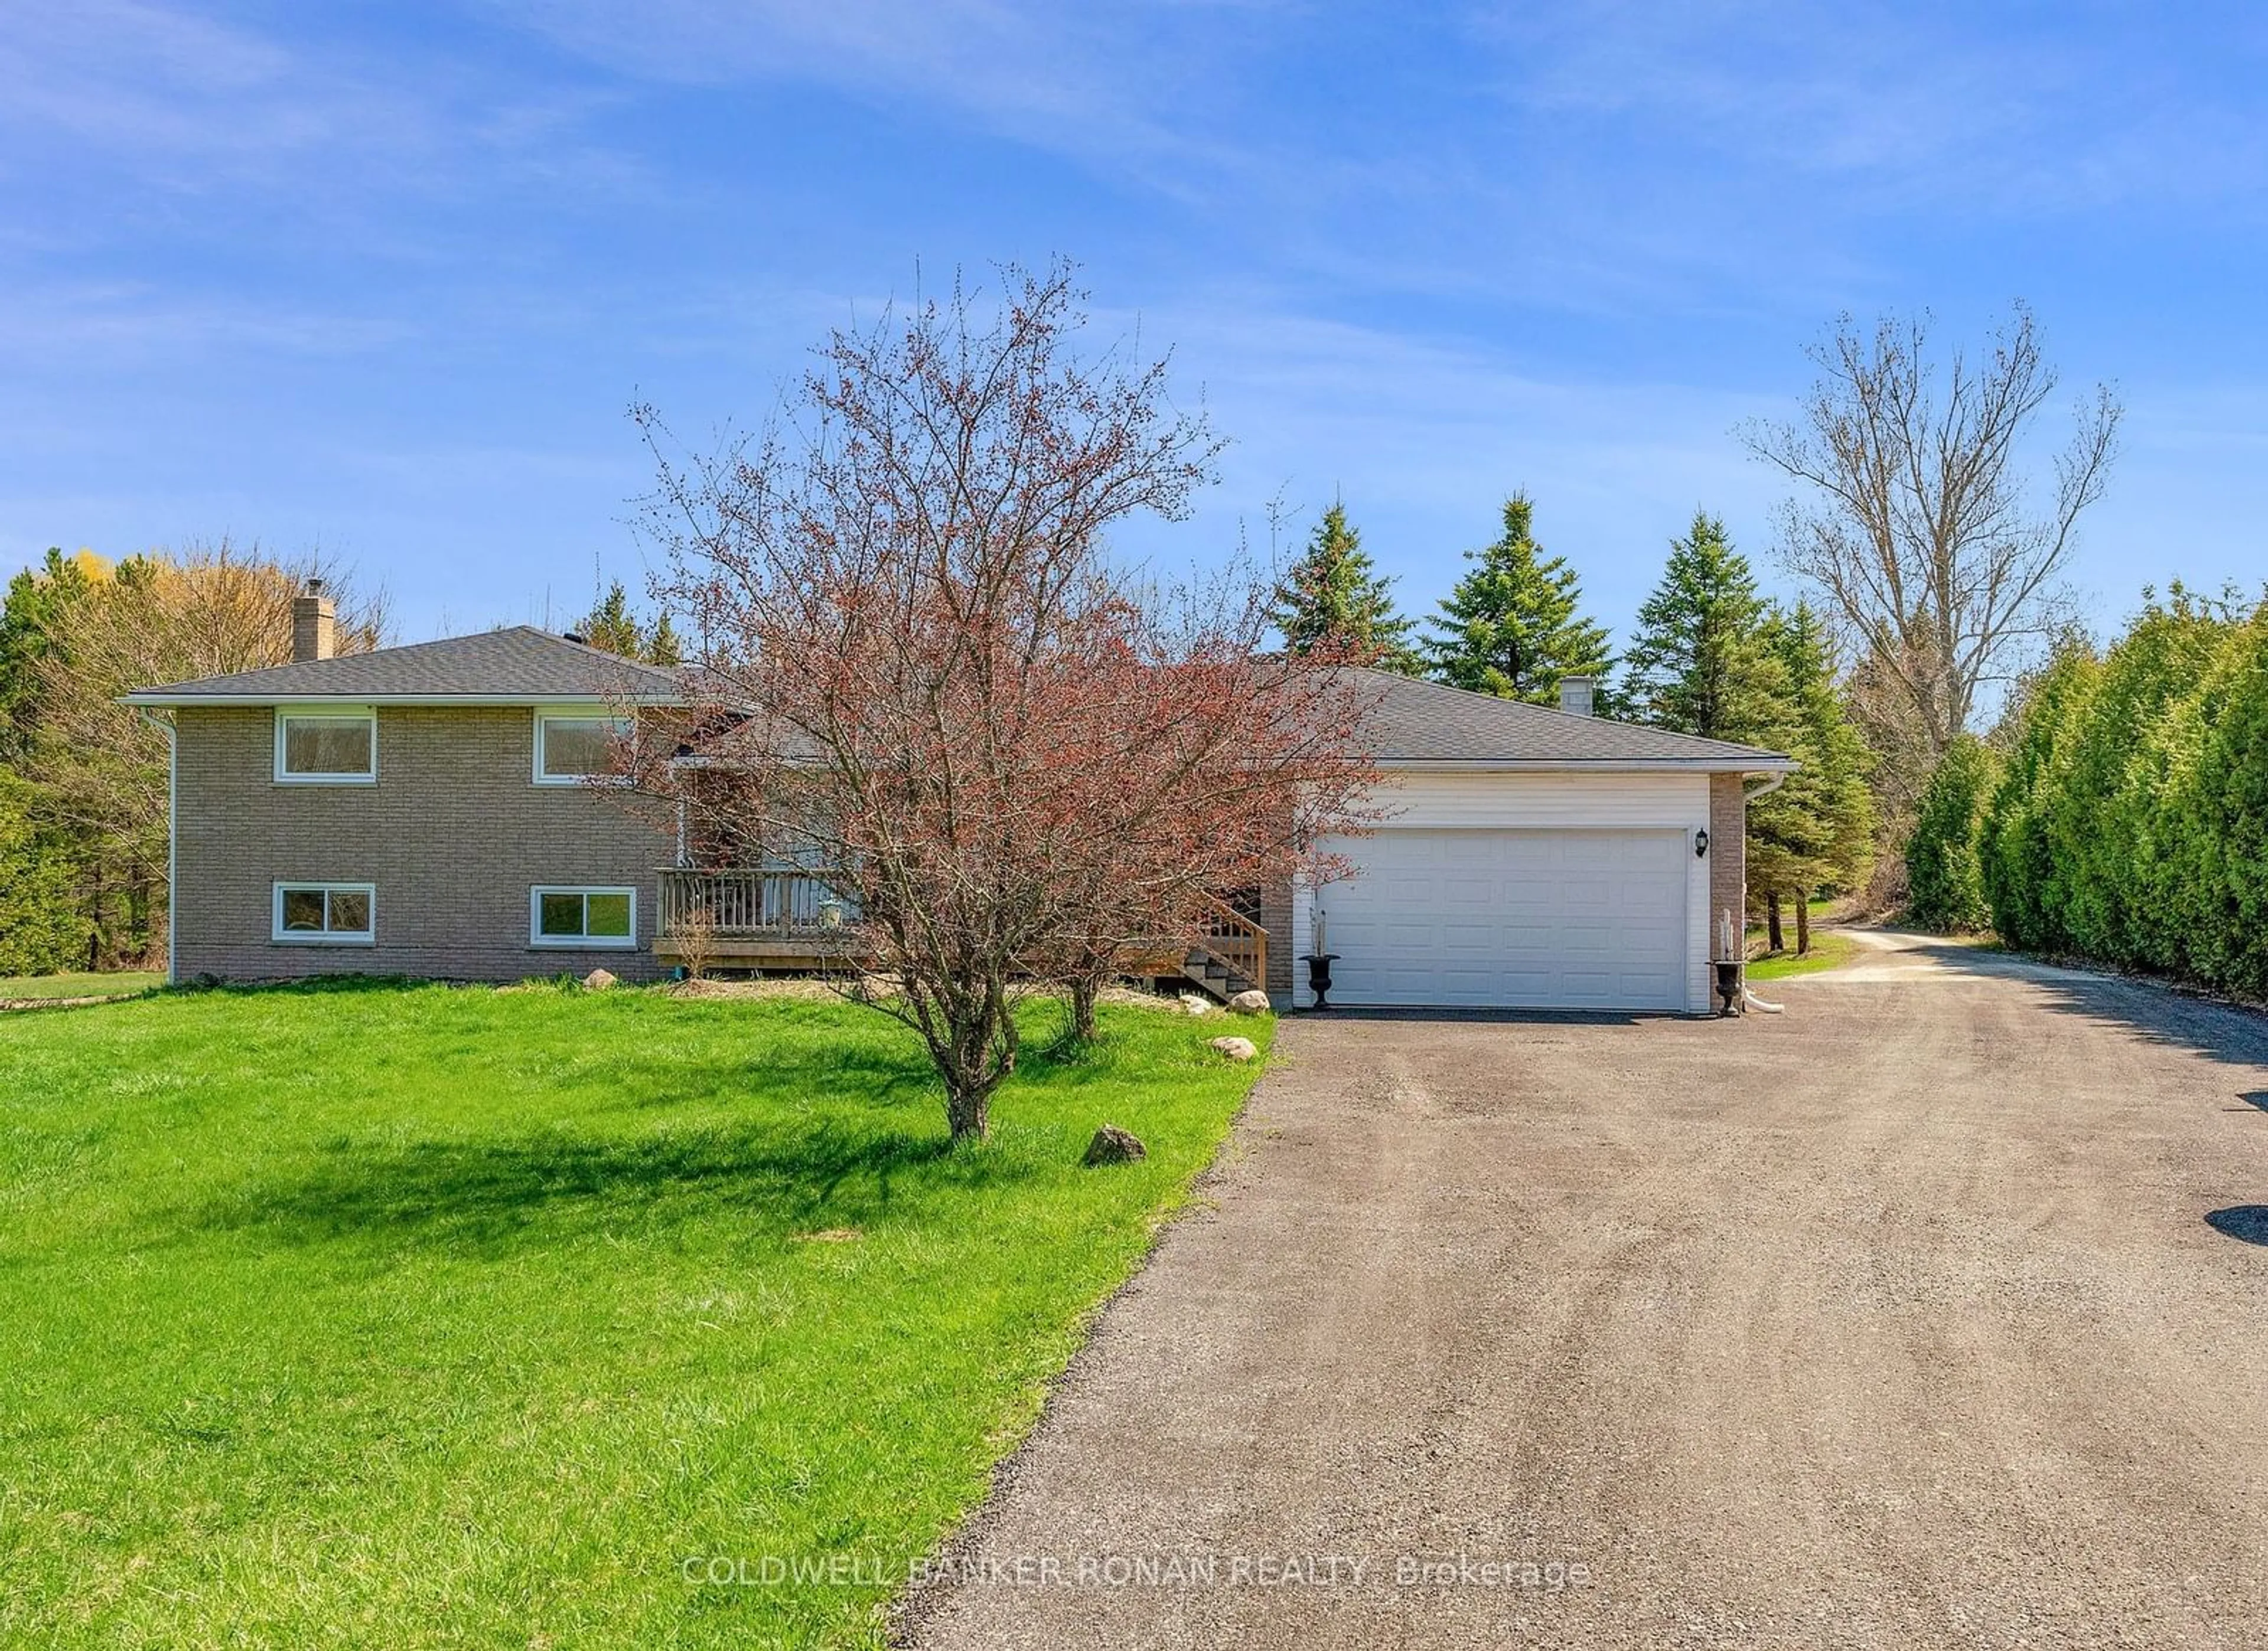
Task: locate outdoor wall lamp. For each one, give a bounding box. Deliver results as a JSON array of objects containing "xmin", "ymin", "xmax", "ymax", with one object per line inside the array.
[{"xmin": 1694, "ymin": 827, "xmax": 1710, "ymax": 858}]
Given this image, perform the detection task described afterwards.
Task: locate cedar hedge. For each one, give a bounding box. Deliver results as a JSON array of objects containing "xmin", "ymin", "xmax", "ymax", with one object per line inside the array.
[{"xmin": 1915, "ymin": 589, "xmax": 2268, "ymax": 996}]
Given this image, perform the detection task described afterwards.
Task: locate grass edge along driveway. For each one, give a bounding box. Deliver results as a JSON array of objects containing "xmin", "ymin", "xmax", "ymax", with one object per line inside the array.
[
  {"xmin": 1746, "ymin": 929, "xmax": 1860, "ymax": 983},
  {"xmin": 0, "ymin": 980, "xmax": 1270, "ymax": 1650}
]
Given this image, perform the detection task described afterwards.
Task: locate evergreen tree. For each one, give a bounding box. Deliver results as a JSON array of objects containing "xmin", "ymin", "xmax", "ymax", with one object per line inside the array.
[
  {"xmin": 1423, "ymin": 493, "xmax": 1612, "ymax": 704},
  {"xmin": 2155, "ymin": 611, "xmax": 2268, "ymax": 994},
  {"xmin": 1907, "ymin": 735, "xmax": 1999, "ymax": 932},
  {"xmin": 2037, "ymin": 587, "xmax": 2231, "ymax": 965},
  {"xmin": 2, "ymin": 552, "xmax": 102, "ymax": 972},
  {"xmin": 1623, "ymin": 513, "xmax": 1809, "ymax": 948},
  {"xmin": 1620, "ymin": 512, "xmax": 1789, "ymax": 743},
  {"xmin": 1, "ymin": 549, "xmax": 99, "ymax": 765},
  {"xmin": 1270, "ymin": 503, "xmax": 1419, "ymax": 673},
  {"xmin": 572, "ymin": 580, "xmax": 683, "ymax": 664},
  {"xmin": 0, "ymin": 770, "xmax": 88, "ymax": 974},
  {"xmin": 573, "ymin": 581, "xmax": 644, "ymax": 656},
  {"xmin": 1979, "ymin": 641, "xmax": 2100, "ymax": 954},
  {"xmin": 1749, "ymin": 601, "xmax": 1876, "ymax": 950}
]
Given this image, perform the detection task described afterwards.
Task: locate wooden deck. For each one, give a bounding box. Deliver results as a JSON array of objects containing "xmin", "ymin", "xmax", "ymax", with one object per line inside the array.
[
  {"xmin": 654, "ymin": 868, "xmax": 861, "ymax": 971},
  {"xmin": 654, "ymin": 868, "xmax": 1268, "ymax": 999},
  {"xmin": 651, "ymin": 934, "xmax": 861, "ymax": 967}
]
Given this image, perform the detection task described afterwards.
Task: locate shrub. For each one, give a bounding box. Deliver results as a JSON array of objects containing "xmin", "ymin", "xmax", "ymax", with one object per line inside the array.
[
  {"xmin": 1906, "ymin": 735, "xmax": 2000, "ymax": 932},
  {"xmin": 2155, "ymin": 616, "xmax": 2268, "ymax": 994},
  {"xmin": 1976, "ymin": 591, "xmax": 2268, "ymax": 997},
  {"xmin": 2039, "ymin": 594, "xmax": 2232, "ymax": 966},
  {"xmin": 1980, "ymin": 645, "xmax": 2098, "ymax": 952}
]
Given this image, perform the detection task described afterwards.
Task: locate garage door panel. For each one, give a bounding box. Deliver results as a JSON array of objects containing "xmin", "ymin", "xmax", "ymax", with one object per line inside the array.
[{"xmin": 1315, "ymin": 828, "xmax": 1687, "ymax": 1010}]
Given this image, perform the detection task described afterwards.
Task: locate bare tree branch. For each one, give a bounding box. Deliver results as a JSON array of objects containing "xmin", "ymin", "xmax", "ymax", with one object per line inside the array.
[
  {"xmin": 623, "ymin": 262, "xmax": 1377, "ymax": 1141},
  {"xmin": 1742, "ymin": 303, "xmax": 2120, "ymax": 772}
]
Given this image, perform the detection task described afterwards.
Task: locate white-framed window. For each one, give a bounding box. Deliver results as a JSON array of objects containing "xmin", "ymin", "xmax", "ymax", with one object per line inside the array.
[
  {"xmin": 273, "ymin": 882, "xmax": 376, "ymax": 944},
  {"xmin": 275, "ymin": 707, "xmax": 377, "ymax": 784},
  {"xmin": 533, "ymin": 711, "xmax": 632, "ymax": 785},
  {"xmin": 530, "ymin": 886, "xmax": 637, "ymax": 948}
]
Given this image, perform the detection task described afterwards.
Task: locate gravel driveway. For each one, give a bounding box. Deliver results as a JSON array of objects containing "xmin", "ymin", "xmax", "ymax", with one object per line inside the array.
[{"xmin": 900, "ymin": 931, "xmax": 2268, "ymax": 1649}]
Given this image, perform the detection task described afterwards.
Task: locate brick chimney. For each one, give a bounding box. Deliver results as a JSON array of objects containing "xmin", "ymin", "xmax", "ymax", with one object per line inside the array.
[
  {"xmin": 1557, "ymin": 674, "xmax": 1596, "ymax": 717},
  {"xmin": 291, "ymin": 577, "xmax": 335, "ymax": 663}
]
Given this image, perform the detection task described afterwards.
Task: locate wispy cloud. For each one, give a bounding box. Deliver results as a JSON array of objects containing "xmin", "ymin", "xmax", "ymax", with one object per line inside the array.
[
  {"xmin": 0, "ymin": 0, "xmax": 647, "ymax": 216},
  {"xmin": 0, "ymin": 282, "xmax": 417, "ymax": 365},
  {"xmin": 485, "ymin": 0, "xmax": 1286, "ymax": 190},
  {"xmin": 1469, "ymin": 0, "xmax": 2268, "ymax": 217},
  {"xmin": 478, "ymin": 0, "xmax": 1878, "ymax": 316},
  {"xmin": 477, "ymin": 0, "xmax": 2268, "ymax": 312},
  {"xmin": 4, "ymin": 1, "xmax": 2260, "ymax": 639},
  {"xmin": 1, "ymin": 1, "xmax": 410, "ymax": 187}
]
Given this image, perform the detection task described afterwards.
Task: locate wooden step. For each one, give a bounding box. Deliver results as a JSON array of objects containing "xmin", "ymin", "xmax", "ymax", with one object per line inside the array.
[{"xmin": 1176, "ymin": 945, "xmax": 1254, "ymax": 1004}]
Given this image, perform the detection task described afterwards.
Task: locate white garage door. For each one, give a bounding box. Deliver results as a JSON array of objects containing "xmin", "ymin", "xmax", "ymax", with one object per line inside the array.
[{"xmin": 1315, "ymin": 828, "xmax": 1689, "ymax": 1010}]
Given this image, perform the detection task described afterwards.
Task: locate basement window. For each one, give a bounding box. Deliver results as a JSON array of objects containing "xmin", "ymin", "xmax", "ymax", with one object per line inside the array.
[
  {"xmin": 531, "ymin": 886, "xmax": 637, "ymax": 948},
  {"xmin": 273, "ymin": 883, "xmax": 375, "ymax": 944}
]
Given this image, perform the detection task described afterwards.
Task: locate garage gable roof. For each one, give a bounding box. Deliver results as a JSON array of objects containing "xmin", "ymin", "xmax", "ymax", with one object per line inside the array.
[
  {"xmin": 123, "ymin": 626, "xmax": 686, "ymax": 706},
  {"xmin": 1351, "ymin": 669, "xmax": 1793, "ymax": 771}
]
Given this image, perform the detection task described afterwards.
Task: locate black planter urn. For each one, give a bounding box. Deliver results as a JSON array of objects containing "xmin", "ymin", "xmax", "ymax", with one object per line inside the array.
[
  {"xmin": 1302, "ymin": 952, "xmax": 1341, "ymax": 1010},
  {"xmin": 1713, "ymin": 958, "xmax": 1744, "ymax": 1017}
]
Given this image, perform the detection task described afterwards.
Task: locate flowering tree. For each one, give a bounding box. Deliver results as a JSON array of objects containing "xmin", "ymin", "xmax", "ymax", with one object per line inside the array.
[
  {"xmin": 633, "ymin": 264, "xmax": 1376, "ymax": 1141},
  {"xmin": 1015, "ymin": 616, "xmax": 1383, "ymax": 1043}
]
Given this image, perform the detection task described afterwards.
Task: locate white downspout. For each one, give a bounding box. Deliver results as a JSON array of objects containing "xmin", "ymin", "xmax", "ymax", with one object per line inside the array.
[
  {"xmin": 135, "ymin": 708, "xmax": 178, "ymax": 986},
  {"xmin": 1736, "ymin": 769, "xmax": 1788, "ymax": 911},
  {"xmin": 1738, "ymin": 768, "xmax": 1790, "ymax": 1014}
]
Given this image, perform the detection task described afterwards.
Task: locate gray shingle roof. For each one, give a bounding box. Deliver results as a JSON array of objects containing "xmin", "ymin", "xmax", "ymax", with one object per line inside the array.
[
  {"xmin": 123, "ymin": 637, "xmax": 1787, "ymax": 768},
  {"xmin": 124, "ymin": 626, "xmax": 686, "ymax": 704},
  {"xmin": 1348, "ymin": 668, "xmax": 1791, "ymax": 768}
]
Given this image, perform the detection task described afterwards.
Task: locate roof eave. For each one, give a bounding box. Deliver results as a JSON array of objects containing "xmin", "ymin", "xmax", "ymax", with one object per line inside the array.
[
  {"xmin": 1375, "ymin": 755, "xmax": 1797, "ymax": 774},
  {"xmin": 118, "ymin": 691, "xmax": 687, "ymax": 709}
]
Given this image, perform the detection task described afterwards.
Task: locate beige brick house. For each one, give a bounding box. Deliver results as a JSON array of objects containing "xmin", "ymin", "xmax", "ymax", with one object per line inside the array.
[
  {"xmin": 126, "ymin": 594, "xmax": 689, "ymax": 984},
  {"xmin": 127, "ymin": 590, "xmax": 1791, "ymax": 1010}
]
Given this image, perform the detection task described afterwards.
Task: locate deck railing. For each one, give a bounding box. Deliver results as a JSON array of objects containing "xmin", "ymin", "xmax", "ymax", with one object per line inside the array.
[
  {"xmin": 657, "ymin": 868, "xmax": 856, "ymax": 939},
  {"xmin": 1194, "ymin": 892, "xmax": 1267, "ymax": 993},
  {"xmin": 658, "ymin": 869, "xmax": 1262, "ymax": 987}
]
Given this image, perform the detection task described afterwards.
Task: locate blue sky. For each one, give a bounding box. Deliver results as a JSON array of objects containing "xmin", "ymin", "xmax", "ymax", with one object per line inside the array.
[{"xmin": 4, "ymin": 1, "xmax": 2264, "ymax": 652}]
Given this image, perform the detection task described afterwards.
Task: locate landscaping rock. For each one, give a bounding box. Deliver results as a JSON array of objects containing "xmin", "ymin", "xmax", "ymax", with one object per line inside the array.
[
  {"xmin": 1226, "ymin": 988, "xmax": 1271, "ymax": 1015},
  {"xmin": 1208, "ymin": 1035, "xmax": 1258, "ymax": 1063},
  {"xmin": 1083, "ymin": 1124, "xmax": 1148, "ymax": 1166},
  {"xmin": 581, "ymin": 968, "xmax": 618, "ymax": 990},
  {"xmin": 1178, "ymin": 996, "xmax": 1212, "ymax": 1016}
]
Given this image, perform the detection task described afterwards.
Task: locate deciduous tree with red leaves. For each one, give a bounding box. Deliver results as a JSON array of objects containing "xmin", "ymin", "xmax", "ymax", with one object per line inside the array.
[{"xmin": 632, "ymin": 263, "xmax": 1377, "ymax": 1142}]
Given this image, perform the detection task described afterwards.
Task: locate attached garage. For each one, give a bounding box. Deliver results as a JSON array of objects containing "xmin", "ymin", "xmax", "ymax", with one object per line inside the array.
[
  {"xmin": 1280, "ymin": 673, "xmax": 1793, "ymax": 1015},
  {"xmin": 1312, "ymin": 827, "xmax": 1689, "ymax": 1010}
]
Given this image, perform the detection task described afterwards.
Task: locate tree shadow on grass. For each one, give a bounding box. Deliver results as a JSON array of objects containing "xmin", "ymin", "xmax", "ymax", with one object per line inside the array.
[
  {"xmin": 607, "ymin": 1040, "xmax": 945, "ymax": 1112},
  {"xmin": 189, "ymin": 1120, "xmax": 1028, "ymax": 1257},
  {"xmin": 599, "ymin": 1025, "xmax": 1191, "ymax": 1117}
]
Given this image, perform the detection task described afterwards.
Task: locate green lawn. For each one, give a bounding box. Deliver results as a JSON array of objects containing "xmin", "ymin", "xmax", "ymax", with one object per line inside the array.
[
  {"xmin": 0, "ymin": 981, "xmax": 1269, "ymax": 1649},
  {"xmin": 0, "ymin": 970, "xmax": 165, "ymax": 1001},
  {"xmin": 1746, "ymin": 929, "xmax": 1860, "ymax": 981}
]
